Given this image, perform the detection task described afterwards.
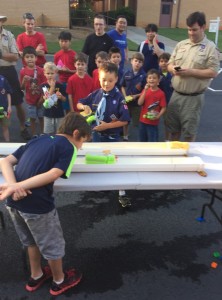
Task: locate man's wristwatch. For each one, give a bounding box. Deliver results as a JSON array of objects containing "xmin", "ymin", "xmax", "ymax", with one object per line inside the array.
[{"xmin": 0, "ymin": 49, "xmax": 2, "ymax": 59}]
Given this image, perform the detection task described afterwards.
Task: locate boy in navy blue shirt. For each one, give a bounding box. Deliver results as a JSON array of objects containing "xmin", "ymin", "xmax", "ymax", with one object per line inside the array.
[
  {"xmin": 158, "ymin": 53, "xmax": 174, "ymax": 140},
  {"xmin": 77, "ymin": 62, "xmax": 130, "ymax": 142},
  {"xmin": 120, "ymin": 52, "xmax": 146, "ymax": 141},
  {"xmin": 138, "ymin": 23, "xmax": 165, "ymax": 73},
  {"xmin": 108, "ymin": 46, "xmax": 123, "ymax": 90},
  {"xmin": 77, "ymin": 62, "xmax": 131, "ymax": 207},
  {"xmin": 0, "ymin": 112, "xmax": 91, "ymax": 296}
]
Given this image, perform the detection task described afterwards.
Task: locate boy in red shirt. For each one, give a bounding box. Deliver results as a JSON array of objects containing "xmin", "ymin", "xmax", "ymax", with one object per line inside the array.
[
  {"xmin": 20, "ymin": 46, "xmax": 46, "ymax": 138},
  {"xmin": 92, "ymin": 51, "xmax": 108, "ymax": 91},
  {"xmin": 138, "ymin": 68, "xmax": 166, "ymax": 142},
  {"xmin": 54, "ymin": 31, "xmax": 76, "ymax": 113},
  {"xmin": 67, "ymin": 53, "xmax": 93, "ymax": 112},
  {"xmin": 17, "ymin": 13, "xmax": 47, "ymax": 67}
]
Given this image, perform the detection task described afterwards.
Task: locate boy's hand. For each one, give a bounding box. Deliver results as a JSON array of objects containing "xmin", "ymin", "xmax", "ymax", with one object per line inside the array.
[
  {"xmin": 0, "ymin": 183, "xmax": 32, "ymax": 201},
  {"xmin": 83, "ymin": 105, "xmax": 92, "ymax": 115},
  {"xmin": 7, "ymin": 106, "xmax": 12, "ymax": 114},
  {"xmin": 153, "ymin": 33, "xmax": 158, "ymax": 42},
  {"xmin": 144, "ymin": 83, "xmax": 149, "ymax": 90},
  {"xmin": 48, "ymin": 79, "xmax": 56, "ymax": 88},
  {"xmin": 55, "ymin": 91, "xmax": 63, "ymax": 100},
  {"xmin": 23, "ymin": 75, "xmax": 31, "ymax": 82},
  {"xmin": 61, "ymin": 66, "xmax": 69, "ymax": 72},
  {"xmin": 36, "ymin": 43, "xmax": 44, "ymax": 52},
  {"xmin": 93, "ymin": 121, "xmax": 109, "ymax": 131},
  {"xmin": 12, "ymin": 188, "xmax": 32, "ymax": 201}
]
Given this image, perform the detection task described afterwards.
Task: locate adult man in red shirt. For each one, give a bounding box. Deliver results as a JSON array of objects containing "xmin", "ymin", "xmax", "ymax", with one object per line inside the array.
[{"xmin": 17, "ymin": 13, "xmax": 47, "ymax": 67}]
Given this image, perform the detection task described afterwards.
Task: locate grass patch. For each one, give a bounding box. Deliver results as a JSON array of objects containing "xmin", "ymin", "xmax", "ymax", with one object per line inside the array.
[
  {"xmin": 47, "ymin": 40, "xmax": 85, "ymax": 53},
  {"xmin": 158, "ymin": 28, "xmax": 222, "ymax": 50},
  {"xmin": 127, "ymin": 39, "xmax": 139, "ymax": 51}
]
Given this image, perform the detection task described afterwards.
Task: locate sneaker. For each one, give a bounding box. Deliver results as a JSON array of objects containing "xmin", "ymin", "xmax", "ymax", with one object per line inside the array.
[
  {"xmin": 25, "ymin": 265, "xmax": 52, "ymax": 292},
  {"xmin": 50, "ymin": 269, "xmax": 82, "ymax": 296},
  {"xmin": 119, "ymin": 196, "xmax": 132, "ymax": 208},
  {"xmin": 21, "ymin": 128, "xmax": 31, "ymax": 140}
]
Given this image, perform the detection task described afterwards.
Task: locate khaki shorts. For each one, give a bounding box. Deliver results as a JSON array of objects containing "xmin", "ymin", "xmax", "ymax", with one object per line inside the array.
[{"xmin": 166, "ymin": 91, "xmax": 204, "ymax": 138}]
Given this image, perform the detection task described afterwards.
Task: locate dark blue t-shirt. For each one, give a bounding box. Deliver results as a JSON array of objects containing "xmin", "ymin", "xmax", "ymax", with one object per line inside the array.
[
  {"xmin": 120, "ymin": 68, "xmax": 147, "ymax": 106},
  {"xmin": 42, "ymin": 82, "xmax": 65, "ymax": 118},
  {"xmin": 6, "ymin": 135, "xmax": 76, "ymax": 214},
  {"xmin": 138, "ymin": 41, "xmax": 165, "ymax": 73}
]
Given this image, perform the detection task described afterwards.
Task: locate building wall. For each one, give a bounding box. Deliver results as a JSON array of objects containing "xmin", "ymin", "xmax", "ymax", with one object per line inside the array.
[
  {"xmin": 0, "ymin": 0, "xmax": 69, "ymax": 27},
  {"xmin": 136, "ymin": 0, "xmax": 222, "ymax": 29},
  {"xmin": 136, "ymin": 1, "xmax": 161, "ymax": 28},
  {"xmin": 171, "ymin": 0, "xmax": 222, "ymax": 29}
]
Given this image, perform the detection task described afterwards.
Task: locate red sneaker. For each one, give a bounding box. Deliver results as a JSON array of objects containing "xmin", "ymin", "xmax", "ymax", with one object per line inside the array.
[
  {"xmin": 49, "ymin": 269, "xmax": 82, "ymax": 296},
  {"xmin": 26, "ymin": 265, "xmax": 52, "ymax": 292}
]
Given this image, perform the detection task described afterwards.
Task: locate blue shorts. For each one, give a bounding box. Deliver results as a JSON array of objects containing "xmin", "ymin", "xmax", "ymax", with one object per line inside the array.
[
  {"xmin": 27, "ymin": 104, "xmax": 44, "ymax": 119},
  {"xmin": 139, "ymin": 122, "xmax": 158, "ymax": 142}
]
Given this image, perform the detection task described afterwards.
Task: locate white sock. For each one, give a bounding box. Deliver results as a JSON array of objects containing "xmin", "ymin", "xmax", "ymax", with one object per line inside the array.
[
  {"xmin": 119, "ymin": 190, "xmax": 126, "ymax": 197},
  {"xmin": 54, "ymin": 278, "xmax": 64, "ymax": 285},
  {"xmin": 33, "ymin": 272, "xmax": 43, "ymax": 280}
]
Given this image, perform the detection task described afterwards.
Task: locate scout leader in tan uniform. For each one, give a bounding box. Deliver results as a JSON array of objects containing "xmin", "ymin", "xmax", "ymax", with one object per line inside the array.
[
  {"xmin": 0, "ymin": 15, "xmax": 31, "ymax": 140},
  {"xmin": 166, "ymin": 11, "xmax": 220, "ymax": 142}
]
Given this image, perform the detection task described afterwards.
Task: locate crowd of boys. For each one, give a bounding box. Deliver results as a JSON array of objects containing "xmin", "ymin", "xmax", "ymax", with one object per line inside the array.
[
  {"xmin": 0, "ymin": 10, "xmax": 219, "ymax": 297},
  {"xmin": 0, "ymin": 12, "xmax": 172, "ymax": 146}
]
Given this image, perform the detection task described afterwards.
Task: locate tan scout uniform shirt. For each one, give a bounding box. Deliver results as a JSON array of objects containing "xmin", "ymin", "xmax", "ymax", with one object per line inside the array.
[
  {"xmin": 169, "ymin": 36, "xmax": 220, "ymax": 94},
  {"xmin": 0, "ymin": 28, "xmax": 18, "ymax": 67}
]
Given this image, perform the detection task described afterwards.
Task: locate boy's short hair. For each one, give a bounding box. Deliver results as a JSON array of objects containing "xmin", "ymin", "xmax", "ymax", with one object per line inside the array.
[
  {"xmin": 108, "ymin": 47, "xmax": 121, "ymax": 58},
  {"xmin": 95, "ymin": 51, "xmax": 108, "ymax": 60},
  {"xmin": 58, "ymin": 31, "xmax": 72, "ymax": 41},
  {"xmin": 158, "ymin": 52, "xmax": 171, "ymax": 62},
  {"xmin": 75, "ymin": 52, "xmax": 88, "ymax": 63},
  {"xmin": 147, "ymin": 68, "xmax": 160, "ymax": 78},
  {"xmin": 99, "ymin": 62, "xmax": 118, "ymax": 77},
  {"xmin": 23, "ymin": 12, "xmax": 34, "ymax": 20},
  {"xmin": 57, "ymin": 112, "xmax": 91, "ymax": 139},
  {"xmin": 131, "ymin": 52, "xmax": 144, "ymax": 62},
  {"xmin": 145, "ymin": 23, "xmax": 158, "ymax": 33},
  {"xmin": 44, "ymin": 62, "xmax": 57, "ymax": 72},
  {"xmin": 22, "ymin": 46, "xmax": 37, "ymax": 57}
]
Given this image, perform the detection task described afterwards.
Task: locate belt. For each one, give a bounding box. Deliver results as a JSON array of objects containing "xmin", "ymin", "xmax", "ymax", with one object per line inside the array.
[
  {"xmin": 175, "ymin": 90, "xmax": 204, "ymax": 96},
  {"xmin": 100, "ymin": 133, "xmax": 117, "ymax": 137}
]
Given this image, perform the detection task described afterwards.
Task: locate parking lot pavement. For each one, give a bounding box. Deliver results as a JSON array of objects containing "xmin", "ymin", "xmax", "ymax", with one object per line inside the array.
[{"xmin": 1, "ymin": 189, "xmax": 222, "ymax": 299}]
